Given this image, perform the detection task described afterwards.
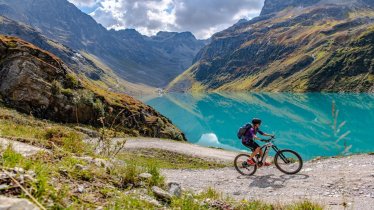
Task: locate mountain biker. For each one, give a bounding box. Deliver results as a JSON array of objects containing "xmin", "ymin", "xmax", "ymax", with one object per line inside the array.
[{"xmin": 242, "ymin": 118, "xmax": 274, "ymax": 166}]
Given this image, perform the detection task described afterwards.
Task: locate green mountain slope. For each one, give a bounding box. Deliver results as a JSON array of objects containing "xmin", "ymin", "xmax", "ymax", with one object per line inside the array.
[
  {"xmin": 168, "ymin": 0, "xmax": 374, "ymax": 92},
  {"xmin": 0, "ymin": 35, "xmax": 186, "ymax": 141}
]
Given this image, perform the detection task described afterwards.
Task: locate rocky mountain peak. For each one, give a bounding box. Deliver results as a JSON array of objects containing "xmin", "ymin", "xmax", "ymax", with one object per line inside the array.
[
  {"xmin": 260, "ymin": 0, "xmax": 371, "ymax": 16},
  {"xmin": 260, "ymin": 0, "xmax": 321, "ymax": 16}
]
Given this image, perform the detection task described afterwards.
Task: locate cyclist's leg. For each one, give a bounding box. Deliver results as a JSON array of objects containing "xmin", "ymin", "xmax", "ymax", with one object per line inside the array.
[
  {"xmin": 249, "ymin": 147, "xmax": 260, "ymax": 159},
  {"xmin": 246, "ymin": 141, "xmax": 260, "ymax": 160}
]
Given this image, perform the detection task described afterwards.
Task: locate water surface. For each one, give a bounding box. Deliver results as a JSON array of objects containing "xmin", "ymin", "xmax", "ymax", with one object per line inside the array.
[{"xmin": 142, "ymin": 93, "xmax": 374, "ymax": 160}]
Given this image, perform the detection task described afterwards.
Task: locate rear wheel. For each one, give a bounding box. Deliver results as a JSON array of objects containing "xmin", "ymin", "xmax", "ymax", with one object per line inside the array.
[
  {"xmin": 234, "ymin": 154, "xmax": 257, "ymax": 176},
  {"xmin": 274, "ymin": 149, "xmax": 303, "ymax": 174}
]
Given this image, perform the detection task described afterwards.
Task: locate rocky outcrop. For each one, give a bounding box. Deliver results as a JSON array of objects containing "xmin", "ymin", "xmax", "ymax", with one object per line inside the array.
[
  {"xmin": 169, "ymin": 1, "xmax": 374, "ymax": 93},
  {"xmin": 260, "ymin": 0, "xmax": 320, "ymax": 16},
  {"xmin": 0, "ymin": 35, "xmax": 186, "ymax": 141},
  {"xmin": 0, "ymin": 196, "xmax": 39, "ymax": 210}
]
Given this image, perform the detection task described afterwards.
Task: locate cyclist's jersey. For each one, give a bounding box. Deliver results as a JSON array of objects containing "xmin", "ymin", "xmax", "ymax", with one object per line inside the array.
[{"xmin": 243, "ymin": 127, "xmax": 264, "ymax": 143}]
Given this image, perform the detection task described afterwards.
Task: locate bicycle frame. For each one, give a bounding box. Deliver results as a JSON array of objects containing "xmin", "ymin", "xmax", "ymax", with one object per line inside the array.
[{"xmin": 257, "ymin": 139, "xmax": 290, "ymax": 164}]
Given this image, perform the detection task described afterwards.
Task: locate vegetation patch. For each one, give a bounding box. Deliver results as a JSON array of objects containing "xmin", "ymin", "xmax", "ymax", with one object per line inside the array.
[{"xmin": 118, "ymin": 148, "xmax": 230, "ymax": 169}]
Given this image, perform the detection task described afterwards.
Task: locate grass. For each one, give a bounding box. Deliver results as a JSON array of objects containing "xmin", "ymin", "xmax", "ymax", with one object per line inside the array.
[
  {"xmin": 117, "ymin": 148, "xmax": 230, "ymax": 169},
  {"xmin": 0, "ymin": 144, "xmax": 165, "ymax": 208},
  {"xmin": 0, "ymin": 105, "xmax": 93, "ymax": 155},
  {"xmin": 171, "ymin": 188, "xmax": 324, "ymax": 210},
  {"xmin": 0, "ymin": 137, "xmax": 325, "ymax": 209},
  {"xmin": 0, "ymin": 103, "xmax": 324, "ymax": 209}
]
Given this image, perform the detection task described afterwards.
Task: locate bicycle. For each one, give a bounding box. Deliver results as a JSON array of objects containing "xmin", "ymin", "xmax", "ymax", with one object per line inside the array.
[{"xmin": 234, "ymin": 137, "xmax": 303, "ymax": 176}]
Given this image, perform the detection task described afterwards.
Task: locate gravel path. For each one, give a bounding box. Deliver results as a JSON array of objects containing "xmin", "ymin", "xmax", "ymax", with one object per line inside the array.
[
  {"xmin": 123, "ymin": 138, "xmax": 374, "ymax": 209},
  {"xmin": 124, "ymin": 138, "xmax": 238, "ymax": 162},
  {"xmin": 163, "ymin": 154, "xmax": 374, "ymax": 210},
  {"xmin": 0, "ymin": 138, "xmax": 47, "ymax": 156}
]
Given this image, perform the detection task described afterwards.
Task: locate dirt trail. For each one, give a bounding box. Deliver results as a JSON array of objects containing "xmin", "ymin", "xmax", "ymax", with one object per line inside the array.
[
  {"xmin": 163, "ymin": 154, "xmax": 374, "ymax": 210},
  {"xmin": 0, "ymin": 138, "xmax": 47, "ymax": 156},
  {"xmin": 124, "ymin": 138, "xmax": 374, "ymax": 209},
  {"xmin": 124, "ymin": 138, "xmax": 238, "ymax": 162}
]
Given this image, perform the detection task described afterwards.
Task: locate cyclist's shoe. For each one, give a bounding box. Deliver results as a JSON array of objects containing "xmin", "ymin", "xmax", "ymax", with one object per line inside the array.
[
  {"xmin": 247, "ymin": 159, "xmax": 256, "ymax": 165},
  {"xmin": 264, "ymin": 162, "xmax": 272, "ymax": 166}
]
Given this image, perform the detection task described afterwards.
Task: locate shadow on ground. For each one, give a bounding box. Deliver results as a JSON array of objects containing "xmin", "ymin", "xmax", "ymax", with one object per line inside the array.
[{"xmin": 236, "ymin": 174, "xmax": 309, "ymax": 189}]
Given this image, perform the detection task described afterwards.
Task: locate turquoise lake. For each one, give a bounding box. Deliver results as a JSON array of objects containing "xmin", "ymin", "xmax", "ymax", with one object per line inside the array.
[{"xmin": 142, "ymin": 93, "xmax": 374, "ymax": 160}]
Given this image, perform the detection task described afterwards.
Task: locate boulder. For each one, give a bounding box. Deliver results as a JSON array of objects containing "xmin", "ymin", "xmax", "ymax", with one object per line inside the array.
[
  {"xmin": 0, "ymin": 196, "xmax": 39, "ymax": 210},
  {"xmin": 151, "ymin": 186, "xmax": 172, "ymax": 202},
  {"xmin": 138, "ymin": 173, "xmax": 152, "ymax": 180},
  {"xmin": 168, "ymin": 182, "xmax": 181, "ymax": 197}
]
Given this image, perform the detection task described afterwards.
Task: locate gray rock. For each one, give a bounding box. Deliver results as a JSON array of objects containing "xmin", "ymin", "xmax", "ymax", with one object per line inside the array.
[
  {"xmin": 152, "ymin": 186, "xmax": 172, "ymax": 202},
  {"xmin": 0, "ymin": 184, "xmax": 9, "ymax": 190},
  {"xmin": 168, "ymin": 182, "xmax": 181, "ymax": 197},
  {"xmin": 23, "ymin": 174, "xmax": 36, "ymax": 183},
  {"xmin": 26, "ymin": 170, "xmax": 36, "ymax": 178},
  {"xmin": 75, "ymin": 164, "xmax": 87, "ymax": 171},
  {"xmin": 13, "ymin": 167, "xmax": 25, "ymax": 174},
  {"xmin": 77, "ymin": 185, "xmax": 85, "ymax": 193},
  {"xmin": 58, "ymin": 168, "xmax": 68, "ymax": 177},
  {"xmin": 139, "ymin": 194, "xmax": 162, "ymax": 207},
  {"xmin": 233, "ymin": 191, "xmax": 241, "ymax": 195},
  {"xmin": 74, "ymin": 126, "xmax": 100, "ymax": 138},
  {"xmin": 139, "ymin": 173, "xmax": 152, "ymax": 180},
  {"xmin": 75, "ymin": 156, "xmax": 114, "ymax": 169},
  {"xmin": 0, "ymin": 196, "xmax": 39, "ymax": 210}
]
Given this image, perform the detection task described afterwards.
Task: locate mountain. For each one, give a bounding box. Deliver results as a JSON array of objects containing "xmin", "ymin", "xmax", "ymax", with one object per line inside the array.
[
  {"xmin": 0, "ymin": 15, "xmax": 156, "ymax": 96},
  {"xmin": 0, "ymin": 35, "xmax": 186, "ymax": 141},
  {"xmin": 168, "ymin": 0, "xmax": 374, "ymax": 92},
  {"xmin": 0, "ymin": 0, "xmax": 206, "ymax": 88}
]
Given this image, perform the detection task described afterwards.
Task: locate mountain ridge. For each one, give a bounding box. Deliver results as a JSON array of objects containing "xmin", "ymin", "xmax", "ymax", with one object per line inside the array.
[
  {"xmin": 0, "ymin": 0, "xmax": 206, "ymax": 88},
  {"xmin": 168, "ymin": 0, "xmax": 374, "ymax": 92}
]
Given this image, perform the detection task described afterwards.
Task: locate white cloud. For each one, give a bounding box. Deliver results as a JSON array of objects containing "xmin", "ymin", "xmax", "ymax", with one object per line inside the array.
[{"xmin": 75, "ymin": 0, "xmax": 264, "ymax": 39}]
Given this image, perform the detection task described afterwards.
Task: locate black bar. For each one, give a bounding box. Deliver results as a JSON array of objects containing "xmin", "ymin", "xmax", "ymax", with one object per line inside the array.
[{"xmin": 261, "ymin": 147, "xmax": 268, "ymax": 163}]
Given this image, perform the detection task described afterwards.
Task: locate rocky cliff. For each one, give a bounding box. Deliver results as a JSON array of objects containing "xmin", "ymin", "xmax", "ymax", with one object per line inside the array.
[
  {"xmin": 0, "ymin": 35, "xmax": 186, "ymax": 140},
  {"xmin": 0, "ymin": 0, "xmax": 206, "ymax": 88},
  {"xmin": 168, "ymin": 0, "xmax": 374, "ymax": 92}
]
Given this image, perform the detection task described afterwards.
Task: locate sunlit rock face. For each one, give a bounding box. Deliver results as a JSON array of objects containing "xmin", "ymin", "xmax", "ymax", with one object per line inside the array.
[{"xmin": 0, "ymin": 35, "xmax": 186, "ymax": 141}]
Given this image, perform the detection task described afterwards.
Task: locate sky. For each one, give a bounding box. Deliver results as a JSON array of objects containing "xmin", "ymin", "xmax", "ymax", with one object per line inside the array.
[{"xmin": 68, "ymin": 0, "xmax": 264, "ymax": 39}]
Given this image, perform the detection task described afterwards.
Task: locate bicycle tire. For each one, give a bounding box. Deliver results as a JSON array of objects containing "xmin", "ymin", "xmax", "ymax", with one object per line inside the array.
[
  {"xmin": 234, "ymin": 154, "xmax": 257, "ymax": 176},
  {"xmin": 274, "ymin": 149, "xmax": 303, "ymax": 174}
]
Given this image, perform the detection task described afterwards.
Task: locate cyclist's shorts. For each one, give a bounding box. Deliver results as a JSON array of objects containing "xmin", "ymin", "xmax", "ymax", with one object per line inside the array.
[{"xmin": 243, "ymin": 140, "xmax": 260, "ymax": 152}]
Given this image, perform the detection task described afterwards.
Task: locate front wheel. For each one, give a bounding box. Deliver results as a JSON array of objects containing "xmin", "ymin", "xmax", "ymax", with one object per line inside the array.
[
  {"xmin": 234, "ymin": 154, "xmax": 257, "ymax": 176},
  {"xmin": 274, "ymin": 149, "xmax": 303, "ymax": 174}
]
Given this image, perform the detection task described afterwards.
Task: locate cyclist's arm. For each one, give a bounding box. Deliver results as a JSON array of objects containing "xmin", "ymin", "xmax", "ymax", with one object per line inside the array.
[
  {"xmin": 258, "ymin": 130, "xmax": 274, "ymax": 137},
  {"xmin": 253, "ymin": 135, "xmax": 261, "ymax": 140}
]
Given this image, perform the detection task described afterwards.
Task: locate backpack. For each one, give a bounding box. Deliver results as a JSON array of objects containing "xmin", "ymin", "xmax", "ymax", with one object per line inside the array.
[{"xmin": 237, "ymin": 123, "xmax": 252, "ymax": 139}]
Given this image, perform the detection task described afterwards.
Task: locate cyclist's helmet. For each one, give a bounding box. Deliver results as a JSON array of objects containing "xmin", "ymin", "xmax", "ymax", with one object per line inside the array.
[{"xmin": 252, "ymin": 118, "xmax": 262, "ymax": 125}]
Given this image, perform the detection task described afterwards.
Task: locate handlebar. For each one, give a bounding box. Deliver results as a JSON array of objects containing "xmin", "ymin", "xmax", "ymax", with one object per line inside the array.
[{"xmin": 260, "ymin": 136, "xmax": 275, "ymax": 142}]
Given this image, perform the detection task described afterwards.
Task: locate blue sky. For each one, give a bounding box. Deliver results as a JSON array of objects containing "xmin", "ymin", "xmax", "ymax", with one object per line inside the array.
[{"xmin": 68, "ymin": 0, "xmax": 264, "ymax": 39}]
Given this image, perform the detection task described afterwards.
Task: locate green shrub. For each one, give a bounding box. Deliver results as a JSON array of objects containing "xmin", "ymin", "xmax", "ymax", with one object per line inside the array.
[
  {"xmin": 65, "ymin": 73, "xmax": 80, "ymax": 89},
  {"xmin": 44, "ymin": 127, "xmax": 89, "ymax": 154},
  {"xmin": 107, "ymin": 194, "xmax": 155, "ymax": 210},
  {"xmin": 51, "ymin": 80, "xmax": 63, "ymax": 95},
  {"xmin": 0, "ymin": 144, "xmax": 24, "ymax": 167},
  {"xmin": 146, "ymin": 161, "xmax": 165, "ymax": 187},
  {"xmin": 286, "ymin": 200, "xmax": 323, "ymax": 210},
  {"xmin": 115, "ymin": 162, "xmax": 141, "ymax": 187}
]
